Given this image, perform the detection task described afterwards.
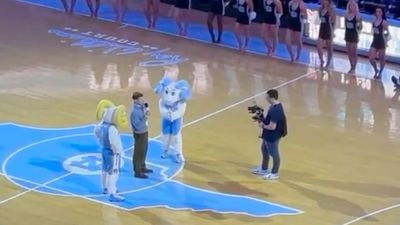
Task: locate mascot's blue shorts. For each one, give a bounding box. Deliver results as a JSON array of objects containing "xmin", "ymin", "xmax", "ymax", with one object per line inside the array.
[
  {"xmin": 162, "ymin": 118, "xmax": 182, "ymax": 135},
  {"xmin": 102, "ymin": 149, "xmax": 119, "ymax": 173}
]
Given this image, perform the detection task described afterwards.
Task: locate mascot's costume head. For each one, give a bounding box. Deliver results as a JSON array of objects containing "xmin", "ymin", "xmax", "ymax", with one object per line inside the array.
[
  {"xmin": 96, "ymin": 99, "xmax": 128, "ymax": 129},
  {"xmin": 154, "ymin": 76, "xmax": 192, "ymax": 163}
]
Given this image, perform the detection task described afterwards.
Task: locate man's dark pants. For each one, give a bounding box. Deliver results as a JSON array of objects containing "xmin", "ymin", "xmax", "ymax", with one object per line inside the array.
[
  {"xmin": 261, "ymin": 139, "xmax": 280, "ymax": 174},
  {"xmin": 133, "ymin": 132, "xmax": 148, "ymax": 175}
]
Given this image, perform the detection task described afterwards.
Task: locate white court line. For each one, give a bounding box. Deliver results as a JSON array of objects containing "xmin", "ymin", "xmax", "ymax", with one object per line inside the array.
[
  {"xmin": 340, "ymin": 204, "xmax": 400, "ymax": 225},
  {"xmin": 1, "ymin": 158, "xmax": 302, "ymax": 216},
  {"xmin": 0, "ymin": 70, "xmax": 316, "ymax": 208},
  {"xmin": 0, "ymin": 133, "xmax": 177, "ymax": 199},
  {"xmin": 0, "ymin": 123, "xmax": 94, "ymax": 130},
  {"xmin": 1, "ymin": 173, "xmax": 129, "ymax": 211},
  {"xmin": 182, "ymin": 70, "xmax": 317, "ymax": 128},
  {"xmin": 0, "ymin": 173, "xmax": 72, "ymax": 205},
  {"xmin": 3, "ymin": 173, "xmax": 296, "ymax": 216}
]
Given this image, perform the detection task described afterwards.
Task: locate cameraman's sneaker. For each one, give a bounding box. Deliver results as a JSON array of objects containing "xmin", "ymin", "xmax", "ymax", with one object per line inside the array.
[
  {"xmin": 252, "ymin": 168, "xmax": 270, "ymax": 175},
  {"xmin": 263, "ymin": 173, "xmax": 279, "ymax": 180}
]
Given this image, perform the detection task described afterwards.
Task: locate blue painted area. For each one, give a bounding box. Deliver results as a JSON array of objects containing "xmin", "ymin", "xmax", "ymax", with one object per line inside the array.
[
  {"xmin": 0, "ymin": 123, "xmax": 94, "ymax": 165},
  {"xmin": 89, "ymin": 180, "xmax": 300, "ymax": 216},
  {"xmin": 0, "ymin": 123, "xmax": 302, "ymax": 217}
]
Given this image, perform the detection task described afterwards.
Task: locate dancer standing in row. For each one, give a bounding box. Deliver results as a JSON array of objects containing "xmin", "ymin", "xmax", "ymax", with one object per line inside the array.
[
  {"xmin": 87, "ymin": 0, "xmax": 101, "ymax": 18},
  {"xmin": 112, "ymin": 0, "xmax": 127, "ymax": 25},
  {"xmin": 262, "ymin": 0, "xmax": 283, "ymax": 56},
  {"xmin": 60, "ymin": 0, "xmax": 76, "ymax": 14},
  {"xmin": 316, "ymin": 0, "xmax": 336, "ymax": 68},
  {"xmin": 345, "ymin": 0, "xmax": 362, "ymax": 74},
  {"xmin": 234, "ymin": 0, "xmax": 255, "ymax": 51},
  {"xmin": 286, "ymin": 0, "xmax": 307, "ymax": 62},
  {"xmin": 144, "ymin": 0, "xmax": 160, "ymax": 28},
  {"xmin": 174, "ymin": 0, "xmax": 191, "ymax": 35},
  {"xmin": 369, "ymin": 7, "xmax": 390, "ymax": 79},
  {"xmin": 207, "ymin": 0, "xmax": 231, "ymax": 43}
]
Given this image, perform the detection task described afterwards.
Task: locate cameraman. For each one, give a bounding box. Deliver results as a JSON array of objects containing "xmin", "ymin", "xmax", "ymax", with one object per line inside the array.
[
  {"xmin": 130, "ymin": 92, "xmax": 152, "ymax": 179},
  {"xmin": 254, "ymin": 89, "xmax": 287, "ymax": 180}
]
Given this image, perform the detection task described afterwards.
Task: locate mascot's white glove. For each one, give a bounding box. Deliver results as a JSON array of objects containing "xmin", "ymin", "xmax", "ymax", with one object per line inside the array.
[
  {"xmin": 170, "ymin": 102, "xmax": 187, "ymax": 121},
  {"xmin": 159, "ymin": 100, "xmax": 173, "ymax": 121},
  {"xmin": 109, "ymin": 126, "xmax": 124, "ymax": 157}
]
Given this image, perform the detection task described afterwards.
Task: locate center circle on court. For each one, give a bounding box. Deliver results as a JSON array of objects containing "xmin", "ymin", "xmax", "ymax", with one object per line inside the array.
[
  {"xmin": 3, "ymin": 133, "xmax": 183, "ymax": 197},
  {"xmin": 62, "ymin": 153, "xmax": 127, "ymax": 175}
]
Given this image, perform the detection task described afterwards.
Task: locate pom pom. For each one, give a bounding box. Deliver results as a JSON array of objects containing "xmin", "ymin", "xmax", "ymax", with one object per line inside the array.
[{"xmin": 250, "ymin": 11, "xmax": 257, "ymax": 21}]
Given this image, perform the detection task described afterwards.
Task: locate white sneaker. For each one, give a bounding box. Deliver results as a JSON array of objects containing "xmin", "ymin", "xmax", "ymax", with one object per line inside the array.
[
  {"xmin": 161, "ymin": 150, "xmax": 168, "ymax": 159},
  {"xmin": 263, "ymin": 173, "xmax": 279, "ymax": 180},
  {"xmin": 174, "ymin": 154, "xmax": 185, "ymax": 163},
  {"xmin": 109, "ymin": 194, "xmax": 125, "ymax": 202},
  {"xmin": 252, "ymin": 168, "xmax": 270, "ymax": 175}
]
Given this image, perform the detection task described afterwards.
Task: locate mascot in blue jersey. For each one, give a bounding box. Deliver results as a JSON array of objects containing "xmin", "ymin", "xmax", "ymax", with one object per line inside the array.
[{"xmin": 94, "ymin": 99, "xmax": 128, "ymax": 202}]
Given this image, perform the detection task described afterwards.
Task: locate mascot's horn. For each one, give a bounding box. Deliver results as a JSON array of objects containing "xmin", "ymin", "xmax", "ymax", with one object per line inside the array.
[
  {"xmin": 175, "ymin": 80, "xmax": 192, "ymax": 101},
  {"xmin": 154, "ymin": 75, "xmax": 174, "ymax": 95},
  {"xmin": 96, "ymin": 99, "xmax": 115, "ymax": 121},
  {"xmin": 114, "ymin": 105, "xmax": 129, "ymax": 129}
]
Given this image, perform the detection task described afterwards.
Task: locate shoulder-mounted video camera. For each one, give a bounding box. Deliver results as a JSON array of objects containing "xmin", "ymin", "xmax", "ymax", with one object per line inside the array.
[{"xmin": 247, "ymin": 104, "xmax": 264, "ymax": 122}]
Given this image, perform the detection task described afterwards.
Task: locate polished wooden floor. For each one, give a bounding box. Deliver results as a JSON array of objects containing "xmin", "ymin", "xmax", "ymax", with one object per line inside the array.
[{"xmin": 1, "ymin": 1, "xmax": 400, "ymax": 225}]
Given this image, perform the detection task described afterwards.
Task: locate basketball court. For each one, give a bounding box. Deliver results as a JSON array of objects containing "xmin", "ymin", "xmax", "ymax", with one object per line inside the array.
[{"xmin": 0, "ymin": 0, "xmax": 400, "ymax": 224}]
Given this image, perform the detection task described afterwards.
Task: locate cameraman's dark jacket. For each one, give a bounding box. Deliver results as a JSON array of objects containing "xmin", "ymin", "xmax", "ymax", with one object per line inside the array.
[{"xmin": 262, "ymin": 103, "xmax": 287, "ymax": 142}]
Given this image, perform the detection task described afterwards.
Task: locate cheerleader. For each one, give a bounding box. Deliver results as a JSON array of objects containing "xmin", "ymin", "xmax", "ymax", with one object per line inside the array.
[
  {"xmin": 144, "ymin": 0, "xmax": 160, "ymax": 28},
  {"xmin": 262, "ymin": 0, "xmax": 283, "ymax": 56},
  {"xmin": 285, "ymin": 0, "xmax": 307, "ymax": 62},
  {"xmin": 316, "ymin": 0, "xmax": 336, "ymax": 68},
  {"xmin": 60, "ymin": 0, "xmax": 68, "ymax": 12},
  {"xmin": 234, "ymin": 0, "xmax": 255, "ymax": 51},
  {"xmin": 174, "ymin": 0, "xmax": 191, "ymax": 35},
  {"xmin": 60, "ymin": 0, "xmax": 76, "ymax": 14},
  {"xmin": 207, "ymin": 0, "xmax": 230, "ymax": 43},
  {"xmin": 369, "ymin": 7, "xmax": 390, "ymax": 79},
  {"xmin": 87, "ymin": 0, "xmax": 101, "ymax": 18},
  {"xmin": 279, "ymin": 0, "xmax": 291, "ymax": 30},
  {"xmin": 112, "ymin": 0, "xmax": 127, "ymax": 25},
  {"xmin": 344, "ymin": 0, "xmax": 362, "ymax": 74}
]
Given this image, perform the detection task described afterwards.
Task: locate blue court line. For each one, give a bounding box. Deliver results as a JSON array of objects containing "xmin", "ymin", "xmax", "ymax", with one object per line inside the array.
[{"xmin": 17, "ymin": 0, "xmax": 397, "ymax": 80}]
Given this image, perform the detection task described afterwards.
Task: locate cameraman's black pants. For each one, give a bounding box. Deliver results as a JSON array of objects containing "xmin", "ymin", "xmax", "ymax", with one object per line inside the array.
[{"xmin": 261, "ymin": 139, "xmax": 280, "ymax": 174}]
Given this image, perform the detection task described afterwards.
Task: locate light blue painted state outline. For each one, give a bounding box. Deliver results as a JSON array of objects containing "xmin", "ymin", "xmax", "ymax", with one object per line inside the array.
[{"xmin": 0, "ymin": 123, "xmax": 303, "ymax": 217}]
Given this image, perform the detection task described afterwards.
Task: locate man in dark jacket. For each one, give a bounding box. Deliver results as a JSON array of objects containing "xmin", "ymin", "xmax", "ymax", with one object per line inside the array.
[{"xmin": 253, "ymin": 89, "xmax": 287, "ymax": 180}]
